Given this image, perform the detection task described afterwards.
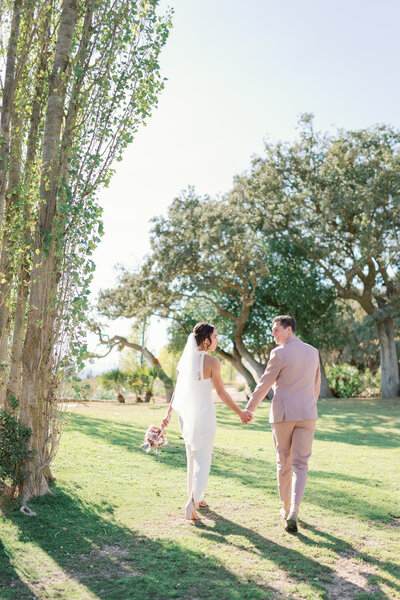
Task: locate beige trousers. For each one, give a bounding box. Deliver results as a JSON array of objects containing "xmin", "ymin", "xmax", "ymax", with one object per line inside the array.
[{"xmin": 271, "ymin": 419, "xmax": 316, "ymax": 509}]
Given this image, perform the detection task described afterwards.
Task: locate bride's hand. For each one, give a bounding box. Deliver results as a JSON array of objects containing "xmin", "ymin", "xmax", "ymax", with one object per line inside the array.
[
  {"xmin": 238, "ymin": 409, "xmax": 246, "ymax": 423},
  {"xmin": 239, "ymin": 409, "xmax": 253, "ymax": 424},
  {"xmin": 161, "ymin": 413, "xmax": 171, "ymax": 428}
]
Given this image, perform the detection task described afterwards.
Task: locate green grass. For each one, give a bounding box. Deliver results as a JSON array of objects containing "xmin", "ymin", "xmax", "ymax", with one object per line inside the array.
[{"xmin": 1, "ymin": 397, "xmax": 399, "ymax": 599}]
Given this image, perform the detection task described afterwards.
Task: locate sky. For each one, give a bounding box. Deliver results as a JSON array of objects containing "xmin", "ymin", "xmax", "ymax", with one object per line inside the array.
[{"xmin": 86, "ymin": 0, "xmax": 400, "ymax": 374}]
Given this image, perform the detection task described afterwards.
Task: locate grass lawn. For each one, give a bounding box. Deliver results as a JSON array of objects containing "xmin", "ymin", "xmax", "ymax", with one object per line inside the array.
[{"xmin": 1, "ymin": 395, "xmax": 399, "ymax": 600}]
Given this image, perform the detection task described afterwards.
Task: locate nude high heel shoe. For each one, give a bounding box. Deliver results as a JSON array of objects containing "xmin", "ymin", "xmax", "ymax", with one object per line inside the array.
[{"xmin": 185, "ymin": 499, "xmax": 200, "ymax": 520}]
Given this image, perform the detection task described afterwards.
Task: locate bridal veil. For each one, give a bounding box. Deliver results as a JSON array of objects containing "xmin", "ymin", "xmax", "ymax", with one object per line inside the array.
[{"xmin": 172, "ymin": 333, "xmax": 207, "ymax": 450}]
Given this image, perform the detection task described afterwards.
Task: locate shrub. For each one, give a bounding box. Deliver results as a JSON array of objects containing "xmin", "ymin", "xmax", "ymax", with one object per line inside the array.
[
  {"xmin": 127, "ymin": 366, "xmax": 158, "ymax": 402},
  {"xmin": 0, "ymin": 409, "xmax": 33, "ymax": 487},
  {"xmin": 100, "ymin": 369, "xmax": 128, "ymax": 402},
  {"xmin": 361, "ymin": 368, "xmax": 381, "ymax": 398},
  {"xmin": 326, "ymin": 363, "xmax": 364, "ymax": 398}
]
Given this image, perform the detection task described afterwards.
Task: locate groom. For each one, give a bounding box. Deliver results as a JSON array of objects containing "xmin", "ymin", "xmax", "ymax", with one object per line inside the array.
[{"xmin": 242, "ymin": 315, "xmax": 320, "ymax": 532}]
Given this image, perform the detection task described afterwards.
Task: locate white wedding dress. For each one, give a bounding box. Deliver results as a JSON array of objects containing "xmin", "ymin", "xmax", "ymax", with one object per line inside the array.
[
  {"xmin": 172, "ymin": 337, "xmax": 217, "ymax": 503},
  {"xmin": 184, "ymin": 351, "xmax": 216, "ymax": 503}
]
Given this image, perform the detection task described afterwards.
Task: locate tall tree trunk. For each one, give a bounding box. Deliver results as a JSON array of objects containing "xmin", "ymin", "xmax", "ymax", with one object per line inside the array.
[
  {"xmin": 0, "ymin": 0, "xmax": 22, "ymax": 227},
  {"xmin": 377, "ymin": 317, "xmax": 399, "ymax": 398},
  {"xmin": 0, "ymin": 108, "xmax": 24, "ymax": 408},
  {"xmin": 20, "ymin": 249, "xmax": 60, "ymax": 499},
  {"xmin": 5, "ymin": 25, "xmax": 49, "ymax": 413},
  {"xmin": 19, "ymin": 0, "xmax": 79, "ymax": 501}
]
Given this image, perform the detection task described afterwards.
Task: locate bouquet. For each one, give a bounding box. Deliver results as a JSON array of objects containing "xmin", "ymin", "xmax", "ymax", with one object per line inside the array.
[{"xmin": 141, "ymin": 424, "xmax": 168, "ymax": 453}]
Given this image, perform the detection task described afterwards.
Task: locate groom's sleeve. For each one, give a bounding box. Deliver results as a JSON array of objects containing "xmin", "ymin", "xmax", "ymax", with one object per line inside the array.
[
  {"xmin": 245, "ymin": 349, "xmax": 282, "ymax": 413},
  {"xmin": 314, "ymin": 356, "xmax": 321, "ymax": 400}
]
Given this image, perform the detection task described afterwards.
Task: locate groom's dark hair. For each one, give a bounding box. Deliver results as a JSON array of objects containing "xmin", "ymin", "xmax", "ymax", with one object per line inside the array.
[
  {"xmin": 193, "ymin": 322, "xmax": 214, "ymax": 347},
  {"xmin": 272, "ymin": 315, "xmax": 296, "ymax": 333}
]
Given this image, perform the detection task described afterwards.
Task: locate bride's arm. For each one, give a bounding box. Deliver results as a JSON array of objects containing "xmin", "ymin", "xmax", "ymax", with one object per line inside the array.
[
  {"xmin": 211, "ymin": 359, "xmax": 246, "ymax": 420},
  {"xmin": 161, "ymin": 391, "xmax": 175, "ymax": 428}
]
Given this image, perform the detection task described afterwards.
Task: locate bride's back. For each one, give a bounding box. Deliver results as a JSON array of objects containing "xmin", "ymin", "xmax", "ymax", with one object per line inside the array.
[{"xmin": 201, "ymin": 353, "xmax": 218, "ymax": 381}]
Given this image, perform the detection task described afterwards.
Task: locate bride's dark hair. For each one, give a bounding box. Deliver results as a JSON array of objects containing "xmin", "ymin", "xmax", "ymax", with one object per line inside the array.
[{"xmin": 193, "ymin": 322, "xmax": 214, "ymax": 348}]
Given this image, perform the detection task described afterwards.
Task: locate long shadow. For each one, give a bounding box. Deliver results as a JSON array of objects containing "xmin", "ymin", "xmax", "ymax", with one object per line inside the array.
[
  {"xmin": 197, "ymin": 509, "xmax": 394, "ymax": 599},
  {"xmin": 0, "ymin": 537, "xmax": 36, "ymax": 599},
  {"xmin": 65, "ymin": 412, "xmax": 396, "ymax": 522},
  {"xmin": 65, "ymin": 412, "xmax": 279, "ymax": 498},
  {"xmin": 4, "ymin": 488, "xmax": 397, "ymax": 600},
  {"xmin": 66, "ymin": 399, "xmax": 400, "ymax": 452},
  {"xmin": 298, "ymin": 522, "xmax": 400, "ymax": 596},
  {"xmin": 4, "ymin": 488, "xmax": 279, "ymax": 600}
]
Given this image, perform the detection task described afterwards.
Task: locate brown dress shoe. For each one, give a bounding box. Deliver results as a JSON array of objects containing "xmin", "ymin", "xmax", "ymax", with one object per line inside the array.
[{"xmin": 285, "ymin": 511, "xmax": 299, "ymax": 533}]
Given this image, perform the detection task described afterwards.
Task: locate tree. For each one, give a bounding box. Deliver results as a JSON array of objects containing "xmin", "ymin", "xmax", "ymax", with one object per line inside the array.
[
  {"xmin": 325, "ymin": 301, "xmax": 381, "ymax": 373},
  {"xmin": 100, "ymin": 369, "xmax": 128, "ymax": 403},
  {"xmin": 127, "ymin": 365, "xmax": 158, "ymax": 402},
  {"xmin": 98, "ymin": 189, "xmax": 339, "ymax": 396},
  {"xmin": 0, "ymin": 0, "xmax": 172, "ymax": 501},
  {"xmin": 233, "ymin": 115, "xmax": 400, "ymax": 397},
  {"xmin": 88, "ymin": 320, "xmax": 175, "ymax": 401},
  {"xmin": 99, "ymin": 189, "xmax": 270, "ymax": 390}
]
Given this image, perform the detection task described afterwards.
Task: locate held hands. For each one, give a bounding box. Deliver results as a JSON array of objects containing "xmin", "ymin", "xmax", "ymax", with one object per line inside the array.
[{"xmin": 239, "ymin": 409, "xmax": 254, "ymax": 424}]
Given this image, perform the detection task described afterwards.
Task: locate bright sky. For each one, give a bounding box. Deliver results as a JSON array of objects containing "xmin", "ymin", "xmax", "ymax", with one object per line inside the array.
[{"xmin": 87, "ymin": 0, "xmax": 400, "ymax": 374}]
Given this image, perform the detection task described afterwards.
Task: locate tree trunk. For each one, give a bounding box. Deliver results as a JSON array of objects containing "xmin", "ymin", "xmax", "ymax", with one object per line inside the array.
[
  {"xmin": 234, "ymin": 337, "xmax": 265, "ymax": 378},
  {"xmin": 319, "ymin": 355, "xmax": 333, "ymax": 399},
  {"xmin": 6, "ymin": 275, "xmax": 29, "ymax": 411},
  {"xmin": 215, "ymin": 346, "xmax": 257, "ymax": 391},
  {"xmin": 5, "ymin": 27, "xmax": 50, "ymax": 414},
  {"xmin": 19, "ymin": 0, "xmax": 79, "ymax": 501},
  {"xmin": 0, "ymin": 0, "xmax": 22, "ymax": 228},
  {"xmin": 377, "ymin": 317, "xmax": 399, "ymax": 398},
  {"xmin": 20, "ymin": 248, "xmax": 62, "ymax": 500},
  {"xmin": 0, "ymin": 306, "xmax": 11, "ymax": 408},
  {"xmin": 0, "ymin": 108, "xmax": 24, "ymax": 408},
  {"xmin": 18, "ymin": 366, "xmax": 53, "ymax": 499},
  {"xmin": 164, "ymin": 386, "xmax": 174, "ymax": 402}
]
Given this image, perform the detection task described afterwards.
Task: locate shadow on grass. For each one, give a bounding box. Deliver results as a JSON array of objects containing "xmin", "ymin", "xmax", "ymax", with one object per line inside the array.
[
  {"xmin": 299, "ymin": 522, "xmax": 400, "ymax": 598},
  {"xmin": 65, "ymin": 412, "xmax": 396, "ymax": 523},
  {"xmin": 66, "ymin": 398, "xmax": 400, "ymax": 454},
  {"xmin": 65, "ymin": 412, "xmax": 277, "ymax": 494},
  {"xmin": 0, "ymin": 537, "xmax": 36, "ymax": 599},
  {"xmin": 5, "ymin": 488, "xmax": 280, "ymax": 600},
  {"xmin": 305, "ymin": 470, "xmax": 396, "ymax": 523},
  {"xmin": 197, "ymin": 509, "xmax": 395, "ymax": 600}
]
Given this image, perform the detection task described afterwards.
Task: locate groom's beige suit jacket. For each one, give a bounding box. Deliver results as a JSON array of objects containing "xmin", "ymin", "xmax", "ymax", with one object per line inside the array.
[{"xmin": 246, "ymin": 336, "xmax": 320, "ymax": 423}]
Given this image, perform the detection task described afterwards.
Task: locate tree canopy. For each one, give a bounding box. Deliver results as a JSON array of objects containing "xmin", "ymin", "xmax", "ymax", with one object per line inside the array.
[
  {"xmin": 98, "ymin": 188, "xmax": 339, "ymax": 395},
  {"xmin": 231, "ymin": 115, "xmax": 400, "ymax": 396}
]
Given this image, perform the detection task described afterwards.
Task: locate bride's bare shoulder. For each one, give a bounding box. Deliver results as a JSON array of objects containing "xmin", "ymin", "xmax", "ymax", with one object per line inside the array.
[
  {"xmin": 204, "ymin": 354, "xmax": 220, "ymax": 369},
  {"xmin": 204, "ymin": 354, "xmax": 218, "ymax": 363}
]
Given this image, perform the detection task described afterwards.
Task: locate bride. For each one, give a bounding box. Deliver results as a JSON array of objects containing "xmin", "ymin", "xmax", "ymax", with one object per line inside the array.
[{"xmin": 162, "ymin": 322, "xmax": 247, "ymax": 520}]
